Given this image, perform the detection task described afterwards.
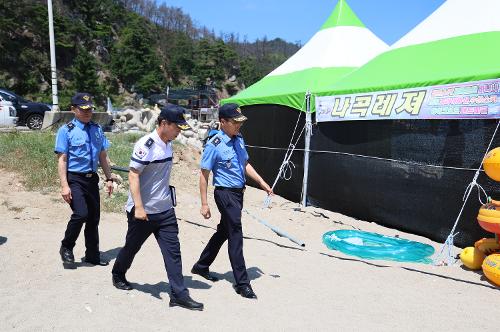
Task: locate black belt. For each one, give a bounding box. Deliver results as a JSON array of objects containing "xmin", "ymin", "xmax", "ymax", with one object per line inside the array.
[
  {"xmin": 68, "ymin": 171, "xmax": 96, "ymax": 178},
  {"xmin": 215, "ymin": 186, "xmax": 245, "ymax": 193}
]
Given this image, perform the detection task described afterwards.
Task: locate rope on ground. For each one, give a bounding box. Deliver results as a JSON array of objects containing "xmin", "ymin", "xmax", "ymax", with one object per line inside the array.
[
  {"xmin": 243, "ymin": 209, "xmax": 305, "ymax": 247},
  {"xmin": 434, "ymin": 119, "xmax": 500, "ymax": 266}
]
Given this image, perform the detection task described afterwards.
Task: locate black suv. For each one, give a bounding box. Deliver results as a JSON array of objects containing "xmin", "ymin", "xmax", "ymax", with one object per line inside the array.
[{"xmin": 0, "ymin": 89, "xmax": 51, "ymax": 130}]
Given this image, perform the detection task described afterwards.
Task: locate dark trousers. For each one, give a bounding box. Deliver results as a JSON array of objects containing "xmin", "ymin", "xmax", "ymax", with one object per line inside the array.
[
  {"xmin": 112, "ymin": 208, "xmax": 188, "ymax": 299},
  {"xmin": 61, "ymin": 172, "xmax": 100, "ymax": 261},
  {"xmin": 193, "ymin": 189, "xmax": 249, "ymax": 286}
]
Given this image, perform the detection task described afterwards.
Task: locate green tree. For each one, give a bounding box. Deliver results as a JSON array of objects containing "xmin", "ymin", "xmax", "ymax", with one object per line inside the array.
[
  {"xmin": 164, "ymin": 32, "xmax": 195, "ymax": 84},
  {"xmin": 70, "ymin": 46, "xmax": 103, "ymax": 100},
  {"xmin": 192, "ymin": 39, "xmax": 238, "ymax": 88},
  {"xmin": 238, "ymin": 57, "xmax": 261, "ymax": 87},
  {"xmin": 110, "ymin": 16, "xmax": 165, "ymax": 94}
]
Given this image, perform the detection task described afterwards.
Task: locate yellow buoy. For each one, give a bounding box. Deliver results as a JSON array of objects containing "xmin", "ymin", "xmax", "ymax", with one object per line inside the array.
[
  {"xmin": 474, "ymin": 238, "xmax": 500, "ymax": 254},
  {"xmin": 460, "ymin": 247, "xmax": 486, "ymax": 270},
  {"xmin": 483, "ymin": 147, "xmax": 500, "ymax": 181},
  {"xmin": 482, "ymin": 254, "xmax": 500, "ymax": 286}
]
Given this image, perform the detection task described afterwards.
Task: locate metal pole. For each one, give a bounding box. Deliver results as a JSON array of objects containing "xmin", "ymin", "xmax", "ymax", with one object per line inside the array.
[
  {"xmin": 301, "ymin": 91, "xmax": 312, "ymax": 207},
  {"xmin": 243, "ymin": 209, "xmax": 305, "ymax": 247},
  {"xmin": 47, "ymin": 0, "xmax": 59, "ymax": 111}
]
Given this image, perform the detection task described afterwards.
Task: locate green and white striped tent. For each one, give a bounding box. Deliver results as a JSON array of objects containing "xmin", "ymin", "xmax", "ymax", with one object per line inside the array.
[
  {"xmin": 224, "ymin": 0, "xmax": 388, "ymax": 110},
  {"xmin": 225, "ymin": 0, "xmax": 500, "ymax": 247},
  {"xmin": 315, "ymin": 0, "xmax": 500, "ymax": 102},
  {"xmin": 307, "ymin": 0, "xmax": 500, "ymax": 247}
]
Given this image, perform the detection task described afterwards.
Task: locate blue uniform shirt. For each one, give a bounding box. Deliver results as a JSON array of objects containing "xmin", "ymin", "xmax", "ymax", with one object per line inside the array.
[
  {"xmin": 201, "ymin": 131, "xmax": 249, "ymax": 188},
  {"xmin": 54, "ymin": 118, "xmax": 110, "ymax": 173}
]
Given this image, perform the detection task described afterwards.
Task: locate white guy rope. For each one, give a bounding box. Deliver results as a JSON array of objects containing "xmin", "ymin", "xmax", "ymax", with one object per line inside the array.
[{"xmin": 434, "ymin": 119, "xmax": 500, "ymax": 266}]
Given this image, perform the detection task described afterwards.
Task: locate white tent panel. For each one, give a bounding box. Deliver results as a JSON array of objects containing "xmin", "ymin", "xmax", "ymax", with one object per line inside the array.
[
  {"xmin": 269, "ymin": 26, "xmax": 388, "ymax": 76},
  {"xmin": 393, "ymin": 0, "xmax": 500, "ymax": 49}
]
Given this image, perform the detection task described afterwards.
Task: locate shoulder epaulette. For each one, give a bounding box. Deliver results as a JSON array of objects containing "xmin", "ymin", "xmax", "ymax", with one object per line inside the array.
[
  {"xmin": 145, "ymin": 137, "xmax": 155, "ymax": 149},
  {"xmin": 210, "ymin": 136, "xmax": 222, "ymax": 146},
  {"xmin": 66, "ymin": 121, "xmax": 75, "ymax": 131}
]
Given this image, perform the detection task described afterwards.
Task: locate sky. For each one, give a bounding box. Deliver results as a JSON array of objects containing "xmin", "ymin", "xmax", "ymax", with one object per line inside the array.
[{"xmin": 158, "ymin": 0, "xmax": 446, "ymax": 45}]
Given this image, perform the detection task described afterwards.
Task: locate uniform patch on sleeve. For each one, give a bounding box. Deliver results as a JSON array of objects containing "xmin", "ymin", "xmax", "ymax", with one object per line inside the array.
[
  {"xmin": 134, "ymin": 147, "xmax": 148, "ymax": 159},
  {"xmin": 145, "ymin": 138, "xmax": 154, "ymax": 149},
  {"xmin": 212, "ymin": 137, "xmax": 221, "ymax": 146}
]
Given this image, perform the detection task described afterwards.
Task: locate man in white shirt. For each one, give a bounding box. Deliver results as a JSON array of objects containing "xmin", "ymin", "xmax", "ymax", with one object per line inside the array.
[{"xmin": 112, "ymin": 105, "xmax": 203, "ymax": 311}]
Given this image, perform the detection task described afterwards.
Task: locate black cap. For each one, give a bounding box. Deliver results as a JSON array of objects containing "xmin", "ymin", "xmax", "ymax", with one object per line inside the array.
[
  {"xmin": 218, "ymin": 103, "xmax": 247, "ymax": 122},
  {"xmin": 159, "ymin": 105, "xmax": 191, "ymax": 130},
  {"xmin": 71, "ymin": 92, "xmax": 94, "ymax": 110}
]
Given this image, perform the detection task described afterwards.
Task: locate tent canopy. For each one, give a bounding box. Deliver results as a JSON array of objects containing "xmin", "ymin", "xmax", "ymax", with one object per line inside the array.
[
  {"xmin": 316, "ymin": 0, "xmax": 500, "ymax": 97},
  {"xmin": 315, "ymin": 31, "xmax": 500, "ymax": 97},
  {"xmin": 224, "ymin": 0, "xmax": 388, "ymax": 110}
]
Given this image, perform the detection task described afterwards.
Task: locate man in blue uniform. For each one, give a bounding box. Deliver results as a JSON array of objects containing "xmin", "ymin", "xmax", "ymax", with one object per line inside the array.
[
  {"xmin": 111, "ymin": 105, "xmax": 203, "ymax": 311},
  {"xmin": 54, "ymin": 92, "xmax": 114, "ymax": 267},
  {"xmin": 191, "ymin": 103, "xmax": 273, "ymax": 299}
]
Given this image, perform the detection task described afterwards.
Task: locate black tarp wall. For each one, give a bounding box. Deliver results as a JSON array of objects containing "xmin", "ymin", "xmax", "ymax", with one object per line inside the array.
[{"xmin": 241, "ymin": 104, "xmax": 499, "ymax": 247}]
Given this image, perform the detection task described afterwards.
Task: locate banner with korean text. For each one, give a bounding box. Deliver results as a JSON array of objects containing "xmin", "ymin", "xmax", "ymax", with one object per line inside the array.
[{"xmin": 316, "ymin": 79, "xmax": 500, "ymax": 122}]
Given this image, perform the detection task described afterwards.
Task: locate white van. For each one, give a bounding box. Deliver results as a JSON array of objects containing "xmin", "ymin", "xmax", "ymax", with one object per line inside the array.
[{"xmin": 0, "ymin": 96, "xmax": 18, "ymax": 127}]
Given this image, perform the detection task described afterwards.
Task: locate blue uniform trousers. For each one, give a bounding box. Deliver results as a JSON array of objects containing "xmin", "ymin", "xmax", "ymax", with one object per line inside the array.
[
  {"xmin": 61, "ymin": 172, "xmax": 101, "ymax": 261},
  {"xmin": 112, "ymin": 208, "xmax": 188, "ymax": 299},
  {"xmin": 194, "ymin": 188, "xmax": 249, "ymax": 286}
]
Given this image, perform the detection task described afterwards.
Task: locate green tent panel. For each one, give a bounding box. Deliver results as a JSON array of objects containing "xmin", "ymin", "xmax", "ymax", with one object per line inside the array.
[
  {"xmin": 315, "ymin": 31, "xmax": 500, "ymax": 97},
  {"xmin": 226, "ymin": 67, "xmax": 354, "ymax": 110},
  {"xmin": 223, "ymin": 0, "xmax": 388, "ymax": 110},
  {"xmin": 320, "ymin": 0, "xmax": 364, "ymax": 30}
]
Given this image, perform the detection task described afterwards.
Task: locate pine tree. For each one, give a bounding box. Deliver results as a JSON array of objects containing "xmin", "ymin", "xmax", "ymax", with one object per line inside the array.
[
  {"xmin": 71, "ymin": 46, "xmax": 103, "ymax": 100},
  {"xmin": 110, "ymin": 16, "xmax": 165, "ymax": 94}
]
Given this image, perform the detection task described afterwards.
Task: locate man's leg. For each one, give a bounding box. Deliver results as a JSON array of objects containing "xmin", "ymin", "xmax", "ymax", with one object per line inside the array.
[
  {"xmin": 61, "ymin": 175, "xmax": 87, "ymax": 251},
  {"xmin": 216, "ymin": 190, "xmax": 249, "ymax": 286},
  {"xmin": 192, "ymin": 219, "xmax": 228, "ymax": 272},
  {"xmin": 153, "ymin": 209, "xmax": 189, "ymax": 300},
  {"xmin": 84, "ymin": 175, "xmax": 101, "ymax": 261},
  {"xmin": 112, "ymin": 209, "xmax": 153, "ymax": 277}
]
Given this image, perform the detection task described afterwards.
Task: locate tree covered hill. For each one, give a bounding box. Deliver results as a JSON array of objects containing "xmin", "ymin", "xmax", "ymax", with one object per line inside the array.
[{"xmin": 0, "ymin": 0, "xmax": 300, "ymax": 107}]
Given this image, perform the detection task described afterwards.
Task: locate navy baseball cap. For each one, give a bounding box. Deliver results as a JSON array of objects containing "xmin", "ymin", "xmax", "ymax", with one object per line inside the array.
[
  {"xmin": 71, "ymin": 92, "xmax": 94, "ymax": 110},
  {"xmin": 159, "ymin": 105, "xmax": 191, "ymax": 130},
  {"xmin": 218, "ymin": 103, "xmax": 247, "ymax": 122}
]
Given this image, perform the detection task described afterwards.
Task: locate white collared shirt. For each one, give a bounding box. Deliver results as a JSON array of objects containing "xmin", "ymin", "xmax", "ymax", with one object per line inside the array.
[{"xmin": 126, "ymin": 130, "xmax": 174, "ymax": 214}]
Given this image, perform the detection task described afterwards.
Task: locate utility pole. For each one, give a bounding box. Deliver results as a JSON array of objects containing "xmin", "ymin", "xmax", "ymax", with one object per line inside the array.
[{"xmin": 47, "ymin": 0, "xmax": 59, "ymax": 111}]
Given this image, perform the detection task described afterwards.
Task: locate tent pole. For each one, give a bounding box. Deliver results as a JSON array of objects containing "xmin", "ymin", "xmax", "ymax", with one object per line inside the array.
[{"xmin": 301, "ymin": 91, "xmax": 312, "ymax": 207}]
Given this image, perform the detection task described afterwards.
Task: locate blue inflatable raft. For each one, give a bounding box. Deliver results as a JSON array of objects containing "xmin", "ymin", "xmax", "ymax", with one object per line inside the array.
[{"xmin": 323, "ymin": 230, "xmax": 435, "ymax": 264}]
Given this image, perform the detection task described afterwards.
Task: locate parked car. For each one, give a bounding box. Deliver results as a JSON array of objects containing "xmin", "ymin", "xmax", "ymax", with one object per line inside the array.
[
  {"xmin": 0, "ymin": 96, "xmax": 18, "ymax": 127},
  {"xmin": 0, "ymin": 89, "xmax": 51, "ymax": 130}
]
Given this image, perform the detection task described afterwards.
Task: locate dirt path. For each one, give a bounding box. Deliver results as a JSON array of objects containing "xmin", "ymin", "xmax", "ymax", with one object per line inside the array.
[{"xmin": 0, "ymin": 164, "xmax": 498, "ymax": 331}]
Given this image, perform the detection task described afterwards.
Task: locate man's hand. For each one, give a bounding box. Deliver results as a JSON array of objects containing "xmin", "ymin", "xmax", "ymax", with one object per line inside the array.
[
  {"xmin": 106, "ymin": 180, "xmax": 114, "ymax": 197},
  {"xmin": 200, "ymin": 204, "xmax": 211, "ymax": 219},
  {"xmin": 61, "ymin": 185, "xmax": 72, "ymax": 204},
  {"xmin": 261, "ymin": 181, "xmax": 274, "ymax": 196},
  {"xmin": 134, "ymin": 206, "xmax": 148, "ymax": 221}
]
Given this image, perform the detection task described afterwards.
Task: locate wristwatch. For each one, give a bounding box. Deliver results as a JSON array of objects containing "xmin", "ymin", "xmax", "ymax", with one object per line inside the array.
[{"xmin": 106, "ymin": 178, "xmax": 114, "ymax": 182}]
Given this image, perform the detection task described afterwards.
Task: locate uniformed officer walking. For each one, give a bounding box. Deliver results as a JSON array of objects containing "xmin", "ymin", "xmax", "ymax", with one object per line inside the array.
[
  {"xmin": 111, "ymin": 105, "xmax": 203, "ymax": 311},
  {"xmin": 191, "ymin": 103, "xmax": 273, "ymax": 299},
  {"xmin": 55, "ymin": 92, "xmax": 114, "ymax": 267}
]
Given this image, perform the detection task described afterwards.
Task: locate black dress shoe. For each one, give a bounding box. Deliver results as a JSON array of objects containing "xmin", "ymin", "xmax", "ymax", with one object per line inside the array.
[
  {"xmin": 59, "ymin": 246, "xmax": 75, "ymax": 264},
  {"xmin": 191, "ymin": 266, "xmax": 219, "ymax": 282},
  {"xmin": 234, "ymin": 284, "xmax": 257, "ymax": 299},
  {"xmin": 169, "ymin": 295, "xmax": 204, "ymax": 311},
  {"xmin": 112, "ymin": 275, "xmax": 133, "ymax": 291},
  {"xmin": 83, "ymin": 257, "xmax": 110, "ymax": 266}
]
